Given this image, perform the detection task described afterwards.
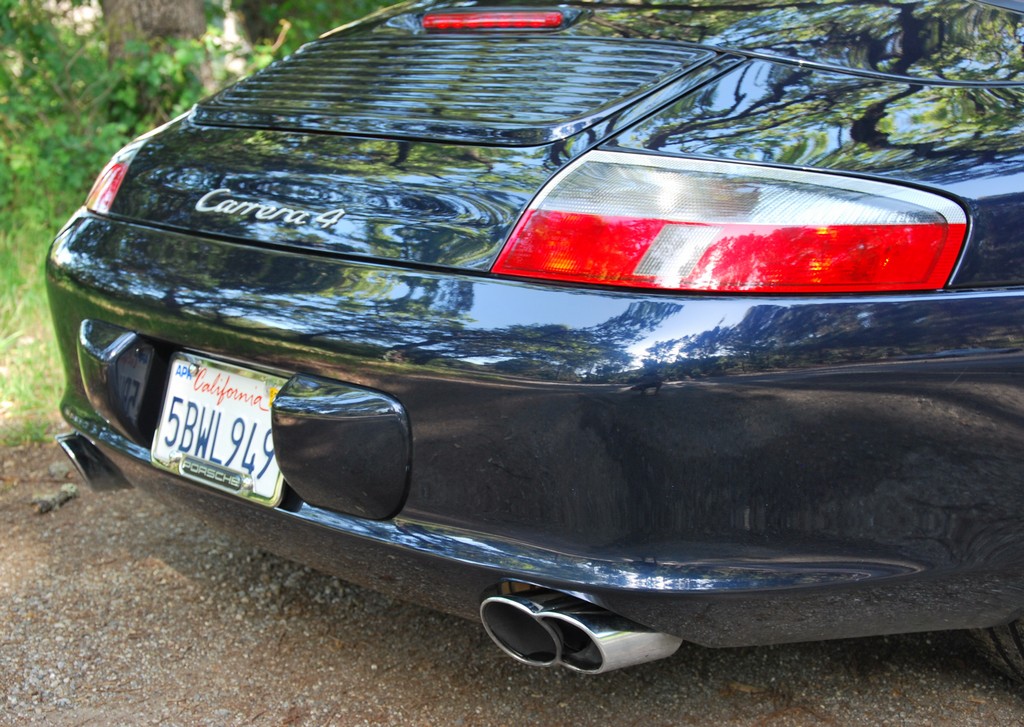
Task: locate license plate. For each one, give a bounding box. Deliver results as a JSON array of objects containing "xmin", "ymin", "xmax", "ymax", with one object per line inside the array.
[{"xmin": 151, "ymin": 354, "xmax": 285, "ymax": 506}]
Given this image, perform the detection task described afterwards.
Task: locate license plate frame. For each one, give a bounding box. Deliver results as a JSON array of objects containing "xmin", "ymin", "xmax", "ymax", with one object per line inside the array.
[{"xmin": 151, "ymin": 353, "xmax": 285, "ymax": 507}]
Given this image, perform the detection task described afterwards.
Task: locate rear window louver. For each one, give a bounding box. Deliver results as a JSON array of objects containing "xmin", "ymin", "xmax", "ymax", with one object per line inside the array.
[{"xmin": 193, "ymin": 35, "xmax": 713, "ymax": 145}]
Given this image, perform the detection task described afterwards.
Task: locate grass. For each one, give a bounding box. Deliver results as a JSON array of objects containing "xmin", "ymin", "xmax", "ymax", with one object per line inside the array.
[{"xmin": 0, "ymin": 201, "xmax": 70, "ymax": 445}]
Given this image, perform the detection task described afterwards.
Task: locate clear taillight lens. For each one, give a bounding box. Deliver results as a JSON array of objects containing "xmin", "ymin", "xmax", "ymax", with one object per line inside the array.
[{"xmin": 492, "ymin": 151, "xmax": 968, "ymax": 294}]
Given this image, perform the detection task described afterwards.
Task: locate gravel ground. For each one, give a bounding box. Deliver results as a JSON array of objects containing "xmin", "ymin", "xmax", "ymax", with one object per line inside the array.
[{"xmin": 2, "ymin": 442, "xmax": 1022, "ymax": 726}]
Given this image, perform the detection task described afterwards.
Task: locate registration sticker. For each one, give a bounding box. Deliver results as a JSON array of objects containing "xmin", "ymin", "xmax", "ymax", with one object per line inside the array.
[{"xmin": 151, "ymin": 354, "xmax": 285, "ymax": 506}]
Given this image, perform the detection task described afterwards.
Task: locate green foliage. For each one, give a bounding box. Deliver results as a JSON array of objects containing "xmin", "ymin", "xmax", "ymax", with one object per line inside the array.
[
  {"xmin": 0, "ymin": 213, "xmax": 64, "ymax": 445},
  {"xmin": 0, "ymin": 1, "xmax": 121, "ymax": 442},
  {"xmin": 1, "ymin": 3, "xmax": 125, "ymax": 217},
  {"xmin": 0, "ymin": 0, "xmax": 395, "ymax": 440},
  {"xmin": 106, "ymin": 37, "xmax": 206, "ymax": 130},
  {"xmin": 239, "ymin": 0, "xmax": 400, "ymax": 56}
]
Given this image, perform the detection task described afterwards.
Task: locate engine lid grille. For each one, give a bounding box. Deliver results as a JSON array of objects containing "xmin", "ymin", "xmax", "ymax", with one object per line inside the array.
[{"xmin": 193, "ymin": 35, "xmax": 713, "ymax": 145}]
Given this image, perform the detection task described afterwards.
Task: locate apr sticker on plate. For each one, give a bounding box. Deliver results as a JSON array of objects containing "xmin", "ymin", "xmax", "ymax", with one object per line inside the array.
[{"xmin": 152, "ymin": 354, "xmax": 285, "ymax": 506}]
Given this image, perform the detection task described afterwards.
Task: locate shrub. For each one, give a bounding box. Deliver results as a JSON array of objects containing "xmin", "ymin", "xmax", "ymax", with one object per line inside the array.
[{"xmin": 0, "ymin": 0, "xmax": 395, "ymax": 442}]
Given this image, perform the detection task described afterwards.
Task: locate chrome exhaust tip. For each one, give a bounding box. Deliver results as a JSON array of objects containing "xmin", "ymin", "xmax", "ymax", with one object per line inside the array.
[
  {"xmin": 56, "ymin": 433, "xmax": 132, "ymax": 491},
  {"xmin": 480, "ymin": 589, "xmax": 682, "ymax": 673},
  {"xmin": 539, "ymin": 603, "xmax": 683, "ymax": 674},
  {"xmin": 480, "ymin": 593, "xmax": 562, "ymax": 667}
]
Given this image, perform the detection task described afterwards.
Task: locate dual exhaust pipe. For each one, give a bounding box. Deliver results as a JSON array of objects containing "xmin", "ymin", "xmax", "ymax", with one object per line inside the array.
[{"xmin": 480, "ymin": 589, "xmax": 682, "ymax": 673}]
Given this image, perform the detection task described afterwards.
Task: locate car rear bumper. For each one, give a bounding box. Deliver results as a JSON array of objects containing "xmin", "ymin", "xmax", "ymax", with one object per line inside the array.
[{"xmin": 48, "ymin": 213, "xmax": 1024, "ymax": 646}]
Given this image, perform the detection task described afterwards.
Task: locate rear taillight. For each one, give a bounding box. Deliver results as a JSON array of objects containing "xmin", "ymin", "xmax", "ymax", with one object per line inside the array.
[
  {"xmin": 423, "ymin": 10, "xmax": 565, "ymax": 31},
  {"xmin": 84, "ymin": 141, "xmax": 144, "ymax": 215},
  {"xmin": 492, "ymin": 151, "xmax": 968, "ymax": 294},
  {"xmin": 84, "ymin": 160, "xmax": 128, "ymax": 214}
]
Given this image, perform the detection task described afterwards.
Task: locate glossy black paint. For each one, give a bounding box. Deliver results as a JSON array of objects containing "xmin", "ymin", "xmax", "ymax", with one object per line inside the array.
[
  {"xmin": 273, "ymin": 374, "xmax": 411, "ymax": 519},
  {"xmin": 115, "ymin": 123, "xmax": 562, "ymax": 269},
  {"xmin": 47, "ymin": 0, "xmax": 1024, "ymax": 649}
]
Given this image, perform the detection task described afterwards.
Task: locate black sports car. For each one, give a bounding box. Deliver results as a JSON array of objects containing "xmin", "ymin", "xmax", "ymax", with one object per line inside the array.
[{"xmin": 49, "ymin": 0, "xmax": 1024, "ymax": 676}]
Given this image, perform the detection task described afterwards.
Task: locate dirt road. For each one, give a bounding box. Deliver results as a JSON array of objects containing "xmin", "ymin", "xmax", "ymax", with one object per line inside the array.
[{"xmin": 1, "ymin": 442, "xmax": 1021, "ymax": 725}]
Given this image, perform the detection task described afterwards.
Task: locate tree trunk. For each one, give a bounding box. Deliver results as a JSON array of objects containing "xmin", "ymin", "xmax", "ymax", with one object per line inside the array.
[
  {"xmin": 101, "ymin": 0, "xmax": 206, "ymax": 62},
  {"xmin": 237, "ymin": 0, "xmax": 281, "ymax": 46}
]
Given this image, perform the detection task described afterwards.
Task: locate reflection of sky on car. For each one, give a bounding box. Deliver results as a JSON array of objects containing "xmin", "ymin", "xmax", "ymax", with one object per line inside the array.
[
  {"xmin": 947, "ymin": 170, "xmax": 1024, "ymax": 199},
  {"xmin": 625, "ymin": 301, "xmax": 756, "ymax": 366},
  {"xmin": 471, "ymin": 282, "xmax": 754, "ymax": 367},
  {"xmin": 469, "ymin": 283, "xmax": 630, "ymax": 329}
]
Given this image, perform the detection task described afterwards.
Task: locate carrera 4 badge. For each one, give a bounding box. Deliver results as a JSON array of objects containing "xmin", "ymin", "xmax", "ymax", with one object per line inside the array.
[{"xmin": 195, "ymin": 188, "xmax": 346, "ymax": 229}]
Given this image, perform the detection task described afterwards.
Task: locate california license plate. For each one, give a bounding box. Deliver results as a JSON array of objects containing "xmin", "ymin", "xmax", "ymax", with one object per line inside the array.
[{"xmin": 151, "ymin": 354, "xmax": 285, "ymax": 506}]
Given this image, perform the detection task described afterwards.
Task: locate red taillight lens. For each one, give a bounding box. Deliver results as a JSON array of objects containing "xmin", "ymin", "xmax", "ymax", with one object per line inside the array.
[
  {"xmin": 492, "ymin": 152, "xmax": 968, "ymax": 294},
  {"xmin": 423, "ymin": 10, "xmax": 564, "ymax": 30},
  {"xmin": 84, "ymin": 139, "xmax": 145, "ymax": 215},
  {"xmin": 85, "ymin": 160, "xmax": 129, "ymax": 215}
]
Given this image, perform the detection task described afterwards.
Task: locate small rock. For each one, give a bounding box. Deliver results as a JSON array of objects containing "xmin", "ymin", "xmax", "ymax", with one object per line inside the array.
[{"xmin": 31, "ymin": 483, "xmax": 79, "ymax": 514}]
